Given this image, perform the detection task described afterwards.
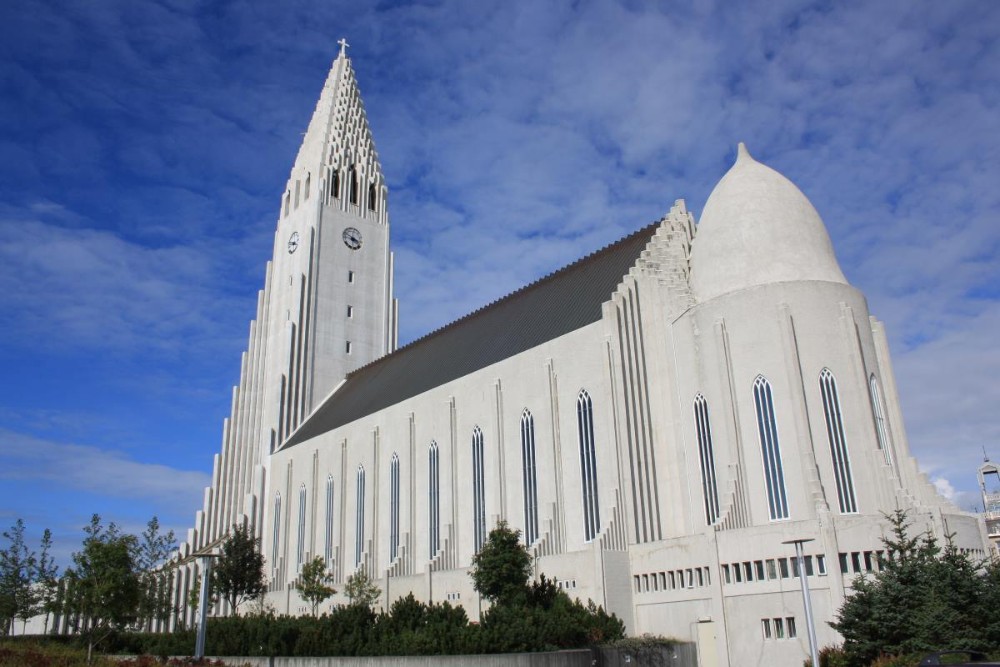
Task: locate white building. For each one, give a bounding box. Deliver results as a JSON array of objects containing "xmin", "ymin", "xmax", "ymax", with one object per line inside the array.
[{"xmin": 163, "ymin": 46, "xmax": 988, "ymax": 665}]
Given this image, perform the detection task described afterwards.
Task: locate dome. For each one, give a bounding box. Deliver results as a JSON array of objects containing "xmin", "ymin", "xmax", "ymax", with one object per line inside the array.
[{"xmin": 689, "ymin": 143, "xmax": 847, "ymax": 303}]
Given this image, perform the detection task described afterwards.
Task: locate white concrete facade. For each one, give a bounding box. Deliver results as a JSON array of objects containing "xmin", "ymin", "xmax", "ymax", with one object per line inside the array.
[{"xmin": 168, "ymin": 52, "xmax": 989, "ymax": 666}]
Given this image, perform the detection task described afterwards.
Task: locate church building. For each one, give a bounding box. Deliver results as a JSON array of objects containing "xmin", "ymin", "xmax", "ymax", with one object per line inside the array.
[{"xmin": 166, "ymin": 46, "xmax": 988, "ymax": 665}]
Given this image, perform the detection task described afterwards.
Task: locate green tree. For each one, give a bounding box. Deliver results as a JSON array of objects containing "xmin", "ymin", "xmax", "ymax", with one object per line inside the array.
[
  {"xmin": 344, "ymin": 567, "xmax": 381, "ymax": 609},
  {"xmin": 0, "ymin": 519, "xmax": 39, "ymax": 635},
  {"xmin": 297, "ymin": 556, "xmax": 337, "ymax": 616},
  {"xmin": 186, "ymin": 571, "xmax": 216, "ymax": 615},
  {"xmin": 469, "ymin": 520, "xmax": 532, "ymax": 605},
  {"xmin": 36, "ymin": 528, "xmax": 59, "ymax": 634},
  {"xmin": 212, "ymin": 523, "xmax": 266, "ymax": 615},
  {"xmin": 832, "ymin": 510, "xmax": 995, "ymax": 666},
  {"xmin": 62, "ymin": 515, "xmax": 142, "ymax": 663},
  {"xmin": 135, "ymin": 517, "xmax": 177, "ymax": 628}
]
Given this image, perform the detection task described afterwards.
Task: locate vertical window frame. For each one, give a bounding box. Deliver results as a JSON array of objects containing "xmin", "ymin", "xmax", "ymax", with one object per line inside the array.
[
  {"xmin": 389, "ymin": 453, "xmax": 400, "ymax": 562},
  {"xmin": 694, "ymin": 393, "xmax": 721, "ymax": 525},
  {"xmin": 472, "ymin": 427, "xmax": 486, "ymax": 552},
  {"xmin": 324, "ymin": 475, "xmax": 334, "ymax": 566},
  {"xmin": 521, "ymin": 409, "xmax": 539, "ymax": 546},
  {"xmin": 297, "ymin": 483, "xmax": 307, "ymax": 569},
  {"xmin": 577, "ymin": 390, "xmax": 601, "ymax": 541},
  {"xmin": 355, "ymin": 465, "xmax": 366, "ymax": 566},
  {"xmin": 428, "ymin": 441, "xmax": 440, "ymax": 559},
  {"xmin": 820, "ymin": 369, "xmax": 858, "ymax": 513},
  {"xmin": 753, "ymin": 376, "xmax": 789, "ymax": 520}
]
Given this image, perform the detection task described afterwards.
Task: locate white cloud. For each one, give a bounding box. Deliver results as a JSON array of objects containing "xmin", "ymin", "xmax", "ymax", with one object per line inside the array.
[{"xmin": 0, "ymin": 428, "xmax": 210, "ymax": 508}]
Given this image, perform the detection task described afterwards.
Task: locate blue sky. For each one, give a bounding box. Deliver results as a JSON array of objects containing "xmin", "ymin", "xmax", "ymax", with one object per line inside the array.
[{"xmin": 1, "ymin": 0, "xmax": 998, "ymax": 567}]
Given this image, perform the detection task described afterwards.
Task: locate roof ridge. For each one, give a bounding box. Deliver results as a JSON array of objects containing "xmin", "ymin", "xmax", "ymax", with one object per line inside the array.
[{"xmin": 346, "ymin": 221, "xmax": 662, "ymax": 378}]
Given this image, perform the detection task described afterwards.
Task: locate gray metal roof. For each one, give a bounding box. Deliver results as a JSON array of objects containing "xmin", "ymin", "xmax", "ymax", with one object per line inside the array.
[{"xmin": 284, "ymin": 222, "xmax": 660, "ymax": 448}]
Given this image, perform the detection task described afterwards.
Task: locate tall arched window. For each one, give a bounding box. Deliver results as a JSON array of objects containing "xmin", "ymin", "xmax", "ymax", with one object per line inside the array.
[
  {"xmin": 428, "ymin": 441, "xmax": 440, "ymax": 559},
  {"xmin": 693, "ymin": 393, "xmax": 721, "ymax": 525},
  {"xmin": 355, "ymin": 465, "xmax": 366, "ymax": 566},
  {"xmin": 272, "ymin": 492, "xmax": 282, "ymax": 568},
  {"xmin": 869, "ymin": 374, "xmax": 894, "ymax": 467},
  {"xmin": 297, "ymin": 484, "xmax": 307, "ymax": 568},
  {"xmin": 389, "ymin": 453, "xmax": 400, "ymax": 561},
  {"xmin": 472, "ymin": 427, "xmax": 486, "ymax": 552},
  {"xmin": 324, "ymin": 475, "xmax": 334, "ymax": 566},
  {"xmin": 521, "ymin": 410, "xmax": 539, "ymax": 546},
  {"xmin": 331, "ymin": 169, "xmax": 340, "ymax": 199},
  {"xmin": 349, "ymin": 166, "xmax": 359, "ymax": 205},
  {"xmin": 577, "ymin": 390, "xmax": 601, "ymax": 541},
  {"xmin": 820, "ymin": 370, "xmax": 858, "ymax": 513},
  {"xmin": 753, "ymin": 376, "xmax": 789, "ymax": 520}
]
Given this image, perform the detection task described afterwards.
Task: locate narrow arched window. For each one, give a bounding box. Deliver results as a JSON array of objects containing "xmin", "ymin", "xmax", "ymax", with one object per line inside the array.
[
  {"xmin": 472, "ymin": 427, "xmax": 486, "ymax": 552},
  {"xmin": 349, "ymin": 166, "xmax": 359, "ymax": 205},
  {"xmin": 521, "ymin": 410, "xmax": 539, "ymax": 546},
  {"xmin": 283, "ymin": 192, "xmax": 290, "ymax": 217},
  {"xmin": 389, "ymin": 453, "xmax": 400, "ymax": 561},
  {"xmin": 297, "ymin": 484, "xmax": 307, "ymax": 568},
  {"xmin": 820, "ymin": 370, "xmax": 857, "ymax": 513},
  {"xmin": 304, "ymin": 173, "xmax": 311, "ymax": 200},
  {"xmin": 324, "ymin": 475, "xmax": 334, "ymax": 566},
  {"xmin": 753, "ymin": 376, "xmax": 789, "ymax": 520},
  {"xmin": 693, "ymin": 394, "xmax": 721, "ymax": 525},
  {"xmin": 272, "ymin": 492, "xmax": 282, "ymax": 568},
  {"xmin": 331, "ymin": 169, "xmax": 341, "ymax": 199},
  {"xmin": 429, "ymin": 441, "xmax": 440, "ymax": 559},
  {"xmin": 577, "ymin": 390, "xmax": 601, "ymax": 541},
  {"xmin": 355, "ymin": 465, "xmax": 366, "ymax": 566},
  {"xmin": 368, "ymin": 183, "xmax": 377, "ymax": 211},
  {"xmin": 869, "ymin": 375, "xmax": 894, "ymax": 467}
]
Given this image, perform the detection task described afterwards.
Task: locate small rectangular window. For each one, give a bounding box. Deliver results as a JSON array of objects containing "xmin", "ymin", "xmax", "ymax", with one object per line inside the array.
[
  {"xmin": 668, "ymin": 571, "xmax": 676, "ymax": 589},
  {"xmin": 778, "ymin": 558, "xmax": 789, "ymax": 578},
  {"xmin": 347, "ymin": 305, "xmax": 353, "ymax": 318},
  {"xmin": 762, "ymin": 619, "xmax": 772, "ymax": 639},
  {"xmin": 791, "ymin": 557, "xmax": 800, "ymax": 577},
  {"xmin": 659, "ymin": 572, "xmax": 667, "ymax": 589},
  {"xmin": 704, "ymin": 567, "xmax": 711, "ymax": 586},
  {"xmin": 634, "ymin": 575, "xmax": 641, "ymax": 592},
  {"xmin": 345, "ymin": 341, "xmax": 352, "ymax": 354},
  {"xmin": 696, "ymin": 569, "xmax": 704, "ymax": 587},
  {"xmin": 754, "ymin": 560, "xmax": 765, "ymax": 581},
  {"xmin": 851, "ymin": 552, "xmax": 862, "ymax": 573},
  {"xmin": 805, "ymin": 555, "xmax": 814, "ymax": 576},
  {"xmin": 786, "ymin": 617, "xmax": 797, "ymax": 638},
  {"xmin": 686, "ymin": 568, "xmax": 694, "ymax": 588},
  {"xmin": 766, "ymin": 559, "xmax": 777, "ymax": 580},
  {"xmin": 864, "ymin": 551, "xmax": 874, "ymax": 572},
  {"xmin": 734, "ymin": 564, "xmax": 743, "ymax": 583},
  {"xmin": 743, "ymin": 562, "xmax": 753, "ymax": 582},
  {"xmin": 643, "ymin": 574, "xmax": 649, "ymax": 591},
  {"xmin": 722, "ymin": 564, "xmax": 730, "ymax": 584},
  {"xmin": 774, "ymin": 617, "xmax": 785, "ymax": 639},
  {"xmin": 839, "ymin": 553, "xmax": 849, "ymax": 574},
  {"xmin": 348, "ymin": 270, "xmax": 355, "ymax": 283},
  {"xmin": 817, "ymin": 554, "xmax": 827, "ymax": 575}
]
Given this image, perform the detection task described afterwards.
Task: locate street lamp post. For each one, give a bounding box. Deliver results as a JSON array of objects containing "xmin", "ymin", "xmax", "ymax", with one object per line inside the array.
[
  {"xmin": 783, "ymin": 538, "xmax": 820, "ymax": 667},
  {"xmin": 193, "ymin": 552, "xmax": 221, "ymax": 660}
]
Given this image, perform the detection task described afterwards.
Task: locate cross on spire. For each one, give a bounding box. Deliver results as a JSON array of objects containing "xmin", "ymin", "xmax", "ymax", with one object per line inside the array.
[{"xmin": 338, "ymin": 38, "xmax": 349, "ymax": 57}]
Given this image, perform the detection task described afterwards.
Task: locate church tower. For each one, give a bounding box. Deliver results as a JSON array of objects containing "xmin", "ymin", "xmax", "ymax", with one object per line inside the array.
[{"xmin": 186, "ymin": 42, "xmax": 396, "ymax": 559}]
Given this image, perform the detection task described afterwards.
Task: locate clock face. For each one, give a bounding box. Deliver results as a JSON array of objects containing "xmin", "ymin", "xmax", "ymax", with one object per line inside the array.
[
  {"xmin": 343, "ymin": 227, "xmax": 363, "ymax": 250},
  {"xmin": 287, "ymin": 231, "xmax": 300, "ymax": 254}
]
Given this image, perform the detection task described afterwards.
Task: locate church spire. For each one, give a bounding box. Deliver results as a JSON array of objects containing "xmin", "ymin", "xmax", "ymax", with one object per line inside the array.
[{"xmin": 284, "ymin": 43, "xmax": 385, "ymax": 222}]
